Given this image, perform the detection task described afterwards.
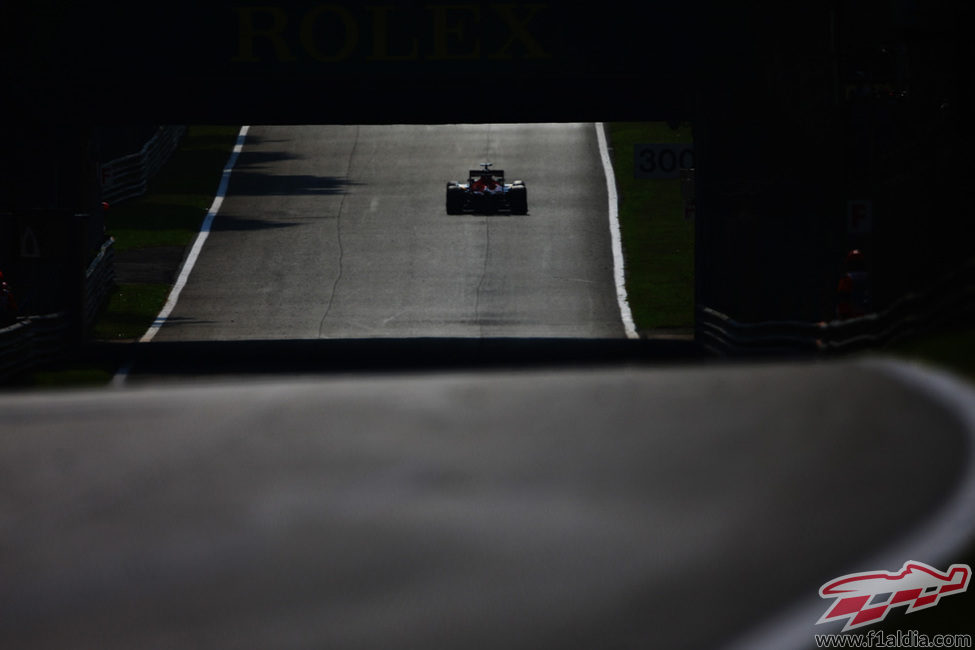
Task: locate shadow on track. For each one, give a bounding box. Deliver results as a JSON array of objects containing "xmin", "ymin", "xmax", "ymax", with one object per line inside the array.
[
  {"xmin": 96, "ymin": 337, "xmax": 706, "ymax": 379},
  {"xmin": 227, "ymin": 171, "xmax": 359, "ymax": 196}
]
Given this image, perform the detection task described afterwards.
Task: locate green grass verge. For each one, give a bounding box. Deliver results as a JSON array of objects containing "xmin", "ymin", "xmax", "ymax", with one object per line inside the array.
[
  {"xmin": 4, "ymin": 126, "xmax": 239, "ymax": 388},
  {"xmin": 15, "ymin": 365, "xmax": 117, "ymax": 390},
  {"xmin": 94, "ymin": 125, "xmax": 240, "ymax": 344},
  {"xmin": 886, "ymin": 327, "xmax": 975, "ymax": 384},
  {"xmin": 105, "ymin": 126, "xmax": 241, "ymax": 253},
  {"xmin": 92, "ymin": 282, "xmax": 172, "ymax": 341},
  {"xmin": 607, "ymin": 122, "xmax": 695, "ymax": 332}
]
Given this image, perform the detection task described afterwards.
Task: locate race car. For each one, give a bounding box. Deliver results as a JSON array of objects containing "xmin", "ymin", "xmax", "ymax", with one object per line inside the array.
[{"xmin": 446, "ymin": 163, "xmax": 528, "ymax": 215}]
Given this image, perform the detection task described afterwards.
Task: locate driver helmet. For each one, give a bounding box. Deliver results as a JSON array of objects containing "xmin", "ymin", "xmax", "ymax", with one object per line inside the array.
[{"xmin": 846, "ymin": 249, "xmax": 865, "ymax": 271}]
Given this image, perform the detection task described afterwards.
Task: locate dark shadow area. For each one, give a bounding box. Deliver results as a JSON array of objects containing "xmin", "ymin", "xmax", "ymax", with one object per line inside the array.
[
  {"xmin": 227, "ymin": 171, "xmax": 358, "ymax": 196},
  {"xmin": 114, "ymin": 246, "xmax": 186, "ymax": 284},
  {"xmin": 235, "ymin": 135, "xmax": 292, "ymax": 147},
  {"xmin": 231, "ymin": 151, "xmax": 301, "ymax": 167},
  {"xmin": 210, "ymin": 213, "xmax": 306, "ymax": 232},
  {"xmin": 146, "ymin": 316, "xmax": 219, "ymax": 328},
  {"xmin": 89, "ymin": 337, "xmax": 706, "ymax": 378},
  {"xmin": 447, "ymin": 212, "xmax": 530, "ymax": 219}
]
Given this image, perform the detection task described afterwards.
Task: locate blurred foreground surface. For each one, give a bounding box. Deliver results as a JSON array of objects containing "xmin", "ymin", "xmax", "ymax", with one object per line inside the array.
[{"xmin": 1, "ymin": 358, "xmax": 970, "ymax": 649}]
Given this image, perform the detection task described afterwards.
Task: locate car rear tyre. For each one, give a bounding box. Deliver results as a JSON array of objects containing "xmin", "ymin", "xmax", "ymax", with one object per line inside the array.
[
  {"xmin": 446, "ymin": 184, "xmax": 464, "ymax": 215},
  {"xmin": 508, "ymin": 186, "xmax": 528, "ymax": 215}
]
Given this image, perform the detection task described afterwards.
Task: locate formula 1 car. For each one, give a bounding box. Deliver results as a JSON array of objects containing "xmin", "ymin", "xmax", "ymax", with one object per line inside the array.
[{"xmin": 446, "ymin": 163, "xmax": 528, "ymax": 215}]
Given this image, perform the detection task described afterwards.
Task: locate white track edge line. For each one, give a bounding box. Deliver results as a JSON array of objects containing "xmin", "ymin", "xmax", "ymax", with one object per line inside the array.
[
  {"xmin": 595, "ymin": 122, "xmax": 638, "ymax": 340},
  {"xmin": 112, "ymin": 125, "xmax": 250, "ymax": 387},
  {"xmin": 722, "ymin": 356, "xmax": 975, "ymax": 650}
]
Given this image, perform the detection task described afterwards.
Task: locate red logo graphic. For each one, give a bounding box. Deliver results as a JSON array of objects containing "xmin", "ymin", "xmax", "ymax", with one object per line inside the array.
[{"xmin": 817, "ymin": 561, "xmax": 970, "ymax": 631}]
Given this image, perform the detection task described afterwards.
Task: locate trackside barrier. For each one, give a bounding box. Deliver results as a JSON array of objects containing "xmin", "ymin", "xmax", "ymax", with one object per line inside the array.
[
  {"xmin": 0, "ymin": 314, "xmax": 70, "ymax": 381},
  {"xmin": 697, "ymin": 308, "xmax": 825, "ymax": 357},
  {"xmin": 0, "ymin": 238, "xmax": 116, "ymax": 382},
  {"xmin": 85, "ymin": 237, "xmax": 116, "ymax": 331},
  {"xmin": 698, "ymin": 259, "xmax": 975, "ymax": 357},
  {"xmin": 100, "ymin": 126, "xmax": 186, "ymax": 204}
]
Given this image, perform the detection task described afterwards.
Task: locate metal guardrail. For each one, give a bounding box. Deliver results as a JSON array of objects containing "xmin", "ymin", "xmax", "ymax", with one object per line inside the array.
[
  {"xmin": 697, "ymin": 307, "xmax": 826, "ymax": 356},
  {"xmin": 1, "ymin": 123, "xmax": 177, "ymax": 382},
  {"xmin": 0, "ymin": 314, "xmax": 71, "ymax": 381},
  {"xmin": 1, "ymin": 237, "xmax": 116, "ymax": 382},
  {"xmin": 85, "ymin": 237, "xmax": 116, "ymax": 331},
  {"xmin": 698, "ymin": 259, "xmax": 975, "ymax": 357},
  {"xmin": 100, "ymin": 126, "xmax": 186, "ymax": 204}
]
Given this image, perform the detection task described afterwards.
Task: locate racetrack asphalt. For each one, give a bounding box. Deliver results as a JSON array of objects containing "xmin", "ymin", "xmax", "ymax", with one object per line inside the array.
[
  {"xmin": 1, "ymin": 359, "xmax": 971, "ymax": 649},
  {"xmin": 5, "ymin": 124, "xmax": 974, "ymax": 648},
  {"xmin": 150, "ymin": 124, "xmax": 624, "ymax": 341}
]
